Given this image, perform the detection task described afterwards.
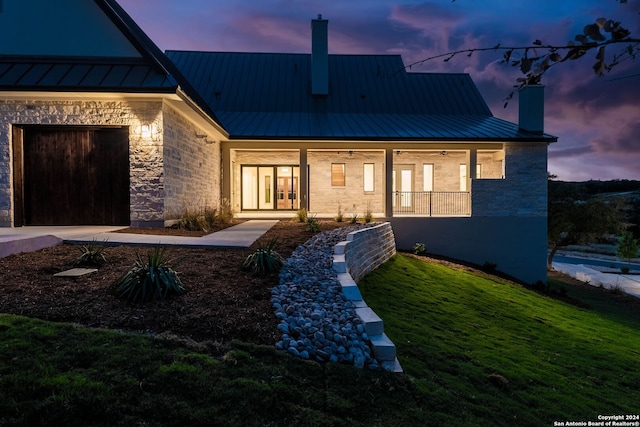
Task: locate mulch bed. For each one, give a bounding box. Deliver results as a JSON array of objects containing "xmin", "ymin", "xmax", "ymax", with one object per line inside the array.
[{"xmin": 0, "ymin": 220, "xmax": 349, "ymax": 354}]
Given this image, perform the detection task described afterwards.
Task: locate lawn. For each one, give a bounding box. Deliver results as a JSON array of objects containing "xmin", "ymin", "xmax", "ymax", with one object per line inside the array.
[
  {"xmin": 358, "ymin": 254, "xmax": 640, "ymax": 426},
  {"xmin": 1, "ymin": 251, "xmax": 639, "ymax": 426}
]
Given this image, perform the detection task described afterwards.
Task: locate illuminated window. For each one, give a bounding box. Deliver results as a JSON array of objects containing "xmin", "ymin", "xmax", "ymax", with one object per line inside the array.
[
  {"xmin": 476, "ymin": 164, "xmax": 482, "ymax": 179},
  {"xmin": 423, "ymin": 164, "xmax": 433, "ymax": 191},
  {"xmin": 332, "ymin": 163, "xmax": 345, "ymax": 186},
  {"xmin": 363, "ymin": 163, "xmax": 374, "ymax": 192}
]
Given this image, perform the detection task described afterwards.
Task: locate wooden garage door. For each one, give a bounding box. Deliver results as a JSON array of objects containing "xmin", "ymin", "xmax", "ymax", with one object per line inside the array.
[{"xmin": 17, "ymin": 127, "xmax": 130, "ymax": 226}]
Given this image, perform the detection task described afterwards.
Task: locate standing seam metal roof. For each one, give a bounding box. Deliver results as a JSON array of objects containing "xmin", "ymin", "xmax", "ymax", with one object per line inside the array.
[{"xmin": 167, "ymin": 50, "xmax": 554, "ymax": 141}]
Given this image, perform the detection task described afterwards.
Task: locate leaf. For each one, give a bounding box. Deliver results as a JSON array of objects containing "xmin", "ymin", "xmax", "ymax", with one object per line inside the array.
[
  {"xmin": 520, "ymin": 57, "xmax": 533, "ymax": 74},
  {"xmin": 595, "ymin": 46, "xmax": 606, "ymax": 61},
  {"xmin": 595, "ymin": 18, "xmax": 607, "ymax": 29},
  {"xmin": 550, "ymin": 52, "xmax": 563, "ymax": 62},
  {"xmin": 584, "ymin": 24, "xmax": 605, "ymax": 41},
  {"xmin": 575, "ymin": 34, "xmax": 588, "ymax": 45},
  {"xmin": 503, "ymin": 49, "xmax": 513, "ymax": 63},
  {"xmin": 533, "ymin": 39, "xmax": 542, "ymax": 46}
]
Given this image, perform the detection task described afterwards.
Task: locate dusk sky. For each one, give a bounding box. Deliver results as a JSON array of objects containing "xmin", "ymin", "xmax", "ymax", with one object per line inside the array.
[{"xmin": 119, "ymin": 0, "xmax": 640, "ymax": 182}]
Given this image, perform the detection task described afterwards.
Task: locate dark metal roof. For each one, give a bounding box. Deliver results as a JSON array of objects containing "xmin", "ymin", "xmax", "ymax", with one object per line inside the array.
[
  {"xmin": 0, "ymin": 56, "xmax": 176, "ymax": 92},
  {"xmin": 0, "ymin": 0, "xmax": 221, "ymax": 123},
  {"xmin": 167, "ymin": 51, "xmax": 556, "ymax": 141}
]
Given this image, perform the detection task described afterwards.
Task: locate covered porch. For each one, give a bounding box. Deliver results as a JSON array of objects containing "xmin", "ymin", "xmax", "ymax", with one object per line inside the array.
[{"xmin": 222, "ymin": 142, "xmax": 505, "ymax": 218}]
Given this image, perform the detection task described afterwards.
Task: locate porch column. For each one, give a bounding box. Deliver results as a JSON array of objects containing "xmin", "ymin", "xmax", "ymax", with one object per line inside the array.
[
  {"xmin": 385, "ymin": 148, "xmax": 393, "ymax": 218},
  {"xmin": 299, "ymin": 148, "xmax": 308, "ymax": 210},
  {"xmin": 222, "ymin": 143, "xmax": 231, "ymax": 202},
  {"xmin": 469, "ymin": 148, "xmax": 478, "ymax": 180}
]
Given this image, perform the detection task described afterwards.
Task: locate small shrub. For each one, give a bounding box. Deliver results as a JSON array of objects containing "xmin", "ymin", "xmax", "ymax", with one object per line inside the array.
[
  {"xmin": 114, "ymin": 247, "xmax": 185, "ymax": 303},
  {"xmin": 179, "ymin": 208, "xmax": 206, "ymax": 231},
  {"xmin": 216, "ymin": 198, "xmax": 234, "ymax": 223},
  {"xmin": 242, "ymin": 238, "xmax": 284, "ymax": 275},
  {"xmin": 482, "ymin": 261, "xmax": 498, "ymax": 274},
  {"xmin": 75, "ymin": 240, "xmax": 107, "ymax": 267},
  {"xmin": 204, "ymin": 206, "xmax": 218, "ymax": 229},
  {"xmin": 412, "ymin": 242, "xmax": 426, "ymax": 255},
  {"xmin": 335, "ymin": 204, "xmax": 344, "ymax": 222},
  {"xmin": 350, "ymin": 213, "xmax": 359, "ymax": 224},
  {"xmin": 294, "ymin": 208, "xmax": 308, "ymax": 223},
  {"xmin": 306, "ymin": 215, "xmax": 321, "ymax": 233},
  {"xmin": 621, "ymin": 266, "xmax": 630, "ymax": 274},
  {"xmin": 363, "ymin": 201, "xmax": 374, "ymax": 223},
  {"xmin": 610, "ymin": 283, "xmax": 625, "ymax": 294}
]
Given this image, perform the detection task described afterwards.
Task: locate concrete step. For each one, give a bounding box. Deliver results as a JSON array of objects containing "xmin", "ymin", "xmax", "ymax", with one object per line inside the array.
[
  {"xmin": 355, "ymin": 306, "xmax": 383, "ymax": 336},
  {"xmin": 382, "ymin": 358, "xmax": 403, "ymax": 373},
  {"xmin": 369, "ymin": 333, "xmax": 396, "ymax": 361}
]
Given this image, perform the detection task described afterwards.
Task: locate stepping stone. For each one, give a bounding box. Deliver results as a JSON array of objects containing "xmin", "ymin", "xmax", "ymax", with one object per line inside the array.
[{"xmin": 54, "ymin": 268, "xmax": 98, "ymax": 277}]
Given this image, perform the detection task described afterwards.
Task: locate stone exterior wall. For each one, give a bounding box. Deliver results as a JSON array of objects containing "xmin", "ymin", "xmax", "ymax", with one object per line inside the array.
[
  {"xmin": 307, "ymin": 151, "xmax": 384, "ymax": 216},
  {"xmin": 162, "ymin": 103, "xmax": 220, "ymax": 222},
  {"xmin": 471, "ymin": 143, "xmax": 548, "ymax": 217},
  {"xmin": 0, "ymin": 98, "xmax": 165, "ymax": 227},
  {"xmin": 334, "ymin": 222, "xmax": 396, "ymax": 282}
]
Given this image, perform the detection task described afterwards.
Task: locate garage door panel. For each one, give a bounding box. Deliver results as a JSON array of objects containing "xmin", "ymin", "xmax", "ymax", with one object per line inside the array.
[{"xmin": 20, "ymin": 127, "xmax": 130, "ymax": 225}]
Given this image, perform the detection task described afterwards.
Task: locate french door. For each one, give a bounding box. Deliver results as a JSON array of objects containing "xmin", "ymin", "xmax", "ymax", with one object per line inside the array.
[{"xmin": 241, "ymin": 165, "xmax": 299, "ymax": 210}]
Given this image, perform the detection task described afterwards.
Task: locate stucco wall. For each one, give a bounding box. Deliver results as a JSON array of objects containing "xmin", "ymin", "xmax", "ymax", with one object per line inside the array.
[
  {"xmin": 162, "ymin": 104, "xmax": 220, "ymax": 222},
  {"xmin": 0, "ymin": 98, "xmax": 164, "ymax": 226},
  {"xmin": 391, "ymin": 216, "xmax": 547, "ymax": 284}
]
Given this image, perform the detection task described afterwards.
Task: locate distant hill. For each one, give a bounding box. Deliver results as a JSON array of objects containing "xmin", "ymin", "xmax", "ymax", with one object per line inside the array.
[
  {"xmin": 549, "ymin": 179, "xmax": 640, "ymax": 238},
  {"xmin": 549, "ymin": 179, "xmax": 640, "ymax": 201}
]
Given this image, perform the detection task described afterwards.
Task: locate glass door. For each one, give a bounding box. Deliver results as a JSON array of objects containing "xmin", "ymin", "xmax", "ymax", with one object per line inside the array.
[
  {"xmin": 242, "ymin": 165, "xmax": 299, "ymax": 210},
  {"xmin": 276, "ymin": 166, "xmax": 299, "ymax": 210}
]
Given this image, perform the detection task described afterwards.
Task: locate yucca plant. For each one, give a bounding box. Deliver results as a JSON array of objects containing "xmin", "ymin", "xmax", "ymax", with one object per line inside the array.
[
  {"xmin": 306, "ymin": 214, "xmax": 321, "ymax": 233},
  {"xmin": 114, "ymin": 247, "xmax": 185, "ymax": 303},
  {"xmin": 75, "ymin": 240, "xmax": 108, "ymax": 267},
  {"xmin": 242, "ymin": 238, "xmax": 284, "ymax": 275},
  {"xmin": 294, "ymin": 208, "xmax": 308, "ymax": 223}
]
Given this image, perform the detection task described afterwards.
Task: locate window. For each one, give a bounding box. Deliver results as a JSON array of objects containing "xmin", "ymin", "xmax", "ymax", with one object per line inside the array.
[
  {"xmin": 331, "ymin": 163, "xmax": 345, "ymax": 186},
  {"xmin": 460, "ymin": 164, "xmax": 467, "ymax": 192},
  {"xmin": 423, "ymin": 164, "xmax": 434, "ymax": 192},
  {"xmin": 476, "ymin": 164, "xmax": 482, "ymax": 179},
  {"xmin": 363, "ymin": 163, "xmax": 374, "ymax": 192}
]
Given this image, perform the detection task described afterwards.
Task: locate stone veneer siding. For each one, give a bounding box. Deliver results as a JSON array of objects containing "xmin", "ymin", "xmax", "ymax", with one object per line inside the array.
[
  {"xmin": 335, "ymin": 222, "xmax": 396, "ymax": 282},
  {"xmin": 471, "ymin": 143, "xmax": 547, "ymax": 217},
  {"xmin": 0, "ymin": 98, "xmax": 221, "ymax": 227},
  {"xmin": 162, "ymin": 104, "xmax": 220, "ymax": 222}
]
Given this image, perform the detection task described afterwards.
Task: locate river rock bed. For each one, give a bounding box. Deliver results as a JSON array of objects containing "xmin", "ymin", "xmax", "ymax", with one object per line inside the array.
[{"xmin": 272, "ymin": 224, "xmax": 381, "ymax": 369}]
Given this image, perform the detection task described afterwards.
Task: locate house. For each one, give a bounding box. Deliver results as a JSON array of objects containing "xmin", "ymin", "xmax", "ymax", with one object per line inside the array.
[{"xmin": 0, "ymin": 1, "xmax": 556, "ymax": 283}]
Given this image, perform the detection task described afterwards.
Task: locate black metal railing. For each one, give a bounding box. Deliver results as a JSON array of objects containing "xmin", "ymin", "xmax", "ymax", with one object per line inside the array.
[{"xmin": 392, "ymin": 191, "xmax": 470, "ymax": 216}]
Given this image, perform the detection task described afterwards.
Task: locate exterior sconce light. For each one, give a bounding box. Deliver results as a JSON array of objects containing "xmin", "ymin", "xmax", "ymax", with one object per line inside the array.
[
  {"xmin": 441, "ymin": 150, "xmax": 448, "ymax": 156},
  {"xmin": 348, "ymin": 150, "xmax": 354, "ymax": 156},
  {"xmin": 395, "ymin": 150, "xmax": 401, "ymax": 155},
  {"xmin": 141, "ymin": 124, "xmax": 152, "ymax": 138},
  {"xmin": 140, "ymin": 123, "xmax": 159, "ymax": 141}
]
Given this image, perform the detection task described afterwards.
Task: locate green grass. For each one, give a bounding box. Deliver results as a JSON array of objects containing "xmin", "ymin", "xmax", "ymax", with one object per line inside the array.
[
  {"xmin": 0, "ymin": 315, "xmax": 422, "ymax": 426},
  {"xmin": 358, "ymin": 254, "xmax": 640, "ymax": 426},
  {"xmin": 2, "ymin": 254, "xmax": 639, "ymax": 426}
]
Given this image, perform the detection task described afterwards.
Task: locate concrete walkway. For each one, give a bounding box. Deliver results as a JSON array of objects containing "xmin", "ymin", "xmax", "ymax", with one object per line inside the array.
[
  {"xmin": 0, "ymin": 220, "xmax": 278, "ymax": 258},
  {"xmin": 553, "ymin": 262, "xmax": 640, "ymax": 298}
]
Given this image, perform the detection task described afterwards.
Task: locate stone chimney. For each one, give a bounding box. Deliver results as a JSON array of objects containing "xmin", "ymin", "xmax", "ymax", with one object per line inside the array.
[
  {"xmin": 311, "ymin": 15, "xmax": 328, "ymax": 96},
  {"xmin": 518, "ymin": 85, "xmax": 545, "ymax": 134}
]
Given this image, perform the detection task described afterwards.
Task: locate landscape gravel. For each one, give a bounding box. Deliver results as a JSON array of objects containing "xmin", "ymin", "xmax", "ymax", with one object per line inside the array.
[{"xmin": 272, "ymin": 224, "xmax": 381, "ymax": 369}]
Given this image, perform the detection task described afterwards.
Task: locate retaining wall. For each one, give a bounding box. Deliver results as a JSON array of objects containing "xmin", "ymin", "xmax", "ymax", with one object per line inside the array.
[{"xmin": 332, "ymin": 222, "xmax": 402, "ymax": 372}]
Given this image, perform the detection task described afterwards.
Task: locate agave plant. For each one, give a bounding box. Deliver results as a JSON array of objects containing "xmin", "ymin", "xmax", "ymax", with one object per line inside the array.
[
  {"xmin": 242, "ymin": 238, "xmax": 284, "ymax": 275},
  {"xmin": 114, "ymin": 247, "xmax": 185, "ymax": 303},
  {"xmin": 75, "ymin": 239, "xmax": 108, "ymax": 267}
]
